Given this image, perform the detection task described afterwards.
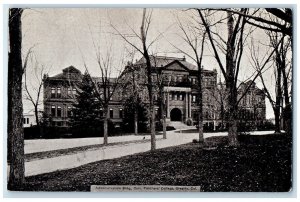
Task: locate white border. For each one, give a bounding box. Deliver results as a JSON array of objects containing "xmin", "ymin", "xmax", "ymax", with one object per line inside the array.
[{"xmin": 1, "ymin": 0, "xmax": 299, "ymax": 200}]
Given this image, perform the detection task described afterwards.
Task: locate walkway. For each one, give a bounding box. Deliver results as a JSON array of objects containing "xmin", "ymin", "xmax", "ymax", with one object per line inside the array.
[{"xmin": 24, "ymin": 130, "xmax": 275, "ymax": 176}]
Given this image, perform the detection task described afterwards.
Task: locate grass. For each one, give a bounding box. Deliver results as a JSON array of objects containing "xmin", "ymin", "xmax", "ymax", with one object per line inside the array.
[{"xmin": 22, "ymin": 134, "xmax": 292, "ymax": 192}]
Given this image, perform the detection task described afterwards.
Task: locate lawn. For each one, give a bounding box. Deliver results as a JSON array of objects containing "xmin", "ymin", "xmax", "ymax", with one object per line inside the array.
[{"xmin": 22, "ymin": 134, "xmax": 292, "ymax": 192}]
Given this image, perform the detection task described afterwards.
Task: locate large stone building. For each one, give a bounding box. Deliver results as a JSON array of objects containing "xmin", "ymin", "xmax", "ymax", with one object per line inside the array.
[
  {"xmin": 43, "ymin": 55, "xmax": 266, "ymax": 130},
  {"xmin": 122, "ymin": 55, "xmax": 218, "ymax": 129}
]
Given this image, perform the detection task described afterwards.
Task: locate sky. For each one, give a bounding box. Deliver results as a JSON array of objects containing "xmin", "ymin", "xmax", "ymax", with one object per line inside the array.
[{"xmin": 20, "ymin": 8, "xmax": 284, "ymax": 119}]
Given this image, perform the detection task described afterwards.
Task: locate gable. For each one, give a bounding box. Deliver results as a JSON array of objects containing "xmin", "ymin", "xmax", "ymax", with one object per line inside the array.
[{"xmin": 164, "ymin": 61, "xmax": 189, "ymax": 72}]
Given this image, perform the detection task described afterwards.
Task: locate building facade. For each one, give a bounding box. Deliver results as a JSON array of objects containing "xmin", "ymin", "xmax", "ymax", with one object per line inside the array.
[
  {"xmin": 43, "ymin": 66, "xmax": 124, "ymax": 127},
  {"xmin": 43, "ymin": 56, "xmax": 266, "ymax": 130},
  {"xmin": 121, "ymin": 56, "xmax": 219, "ymax": 129}
]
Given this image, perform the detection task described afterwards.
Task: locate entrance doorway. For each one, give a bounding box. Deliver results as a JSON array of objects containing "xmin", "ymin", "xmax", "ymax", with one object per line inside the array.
[{"xmin": 170, "ymin": 108, "xmax": 182, "ymax": 121}]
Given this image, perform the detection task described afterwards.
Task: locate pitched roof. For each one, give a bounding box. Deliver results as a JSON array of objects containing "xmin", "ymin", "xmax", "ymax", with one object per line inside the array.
[
  {"xmin": 50, "ymin": 66, "xmax": 82, "ymax": 79},
  {"xmin": 62, "ymin": 66, "xmax": 81, "ymax": 74},
  {"xmin": 134, "ymin": 55, "xmax": 211, "ymax": 72}
]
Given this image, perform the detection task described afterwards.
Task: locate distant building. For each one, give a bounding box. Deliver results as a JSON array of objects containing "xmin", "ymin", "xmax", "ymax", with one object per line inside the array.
[
  {"xmin": 23, "ymin": 113, "xmax": 36, "ymax": 127},
  {"xmin": 215, "ymin": 80, "xmax": 266, "ymax": 129},
  {"xmin": 238, "ymin": 80, "xmax": 266, "ymax": 126}
]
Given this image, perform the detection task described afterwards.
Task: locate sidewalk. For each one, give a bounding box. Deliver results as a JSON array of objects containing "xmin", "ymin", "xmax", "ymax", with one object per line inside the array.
[
  {"xmin": 25, "ymin": 130, "xmax": 275, "ymax": 176},
  {"xmin": 25, "ymin": 134, "xmax": 156, "ymax": 154}
]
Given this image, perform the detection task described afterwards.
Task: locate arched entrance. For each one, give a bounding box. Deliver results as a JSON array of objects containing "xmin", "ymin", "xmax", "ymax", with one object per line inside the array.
[{"xmin": 170, "ymin": 108, "xmax": 182, "ymax": 121}]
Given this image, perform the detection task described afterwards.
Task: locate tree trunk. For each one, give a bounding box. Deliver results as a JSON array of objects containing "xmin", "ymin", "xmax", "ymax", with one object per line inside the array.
[
  {"xmin": 7, "ymin": 8, "xmax": 25, "ymax": 190},
  {"xmin": 149, "ymin": 100, "xmax": 156, "ymax": 150},
  {"xmin": 274, "ymin": 52, "xmax": 282, "ymax": 134},
  {"xmin": 281, "ymin": 55, "xmax": 291, "ymax": 135},
  {"xmin": 34, "ymin": 104, "xmax": 41, "ymax": 137},
  {"xmin": 274, "ymin": 106, "xmax": 281, "ymax": 133},
  {"xmin": 162, "ymin": 115, "xmax": 167, "ymax": 139},
  {"xmin": 160, "ymin": 90, "xmax": 167, "ymax": 139},
  {"xmin": 103, "ymin": 106, "xmax": 109, "ymax": 145},
  {"xmin": 134, "ymin": 108, "xmax": 138, "ymax": 135},
  {"xmin": 141, "ymin": 8, "xmax": 156, "ymax": 150},
  {"xmin": 197, "ymin": 71, "xmax": 204, "ymax": 143},
  {"xmin": 34, "ymin": 105, "xmax": 40, "ymax": 127},
  {"xmin": 226, "ymin": 11, "xmax": 239, "ymax": 146}
]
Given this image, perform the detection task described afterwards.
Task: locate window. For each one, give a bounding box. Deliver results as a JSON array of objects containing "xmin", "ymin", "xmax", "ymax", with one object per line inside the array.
[
  {"xmin": 119, "ymin": 109, "xmax": 123, "ymax": 119},
  {"xmin": 51, "ymin": 88, "xmax": 56, "ymax": 98},
  {"xmin": 51, "ymin": 106, "xmax": 56, "ymax": 117},
  {"xmin": 206, "ymin": 111, "xmax": 209, "ymax": 119},
  {"xmin": 179, "ymin": 94, "xmax": 183, "ymax": 101},
  {"xmin": 191, "ymin": 78, "xmax": 196, "ymax": 84},
  {"xmin": 152, "ymin": 75, "xmax": 157, "ymax": 82},
  {"xmin": 57, "ymin": 87, "xmax": 61, "ymax": 98},
  {"xmin": 174, "ymin": 94, "xmax": 178, "ymax": 101},
  {"xmin": 169, "ymin": 94, "xmax": 172, "ymax": 101},
  {"xmin": 57, "ymin": 106, "xmax": 62, "ymax": 117},
  {"xmin": 72, "ymin": 88, "xmax": 76, "ymax": 96},
  {"xmin": 23, "ymin": 118, "xmax": 29, "ymax": 124},
  {"xmin": 68, "ymin": 87, "xmax": 72, "ymax": 95},
  {"xmin": 178, "ymin": 76, "xmax": 182, "ymax": 82},
  {"xmin": 110, "ymin": 109, "xmax": 114, "ymax": 118},
  {"xmin": 67, "ymin": 106, "xmax": 72, "ymax": 117},
  {"xmin": 192, "ymin": 95, "xmax": 197, "ymax": 102}
]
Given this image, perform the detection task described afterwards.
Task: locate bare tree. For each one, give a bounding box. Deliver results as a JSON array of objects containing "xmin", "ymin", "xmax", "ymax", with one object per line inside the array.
[
  {"xmin": 169, "ymin": 14, "xmax": 207, "ymax": 143},
  {"xmin": 214, "ymin": 8, "xmax": 292, "ymax": 37},
  {"xmin": 8, "ymin": 8, "xmax": 25, "ymax": 190},
  {"xmin": 251, "ymin": 31, "xmax": 291, "ymax": 134},
  {"xmin": 82, "ymin": 49, "xmax": 123, "ymax": 145},
  {"xmin": 23, "ymin": 53, "xmax": 49, "ymax": 129},
  {"xmin": 198, "ymin": 9, "xmax": 248, "ymax": 146},
  {"xmin": 122, "ymin": 49, "xmax": 141, "ymax": 135},
  {"xmin": 111, "ymin": 8, "xmax": 160, "ymax": 150},
  {"xmin": 151, "ymin": 56, "xmax": 167, "ymax": 139}
]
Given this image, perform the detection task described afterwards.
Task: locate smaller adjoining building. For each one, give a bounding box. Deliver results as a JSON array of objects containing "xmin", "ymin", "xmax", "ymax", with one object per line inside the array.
[
  {"xmin": 215, "ymin": 80, "xmax": 266, "ymax": 130},
  {"xmin": 43, "ymin": 66, "xmax": 124, "ymax": 128}
]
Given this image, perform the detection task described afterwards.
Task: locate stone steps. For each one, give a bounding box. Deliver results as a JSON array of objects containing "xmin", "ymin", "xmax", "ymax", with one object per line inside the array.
[{"xmin": 168, "ymin": 121, "xmax": 195, "ymax": 130}]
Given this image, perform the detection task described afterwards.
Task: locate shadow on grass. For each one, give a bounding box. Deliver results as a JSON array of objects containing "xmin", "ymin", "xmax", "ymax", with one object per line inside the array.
[{"xmin": 22, "ymin": 134, "xmax": 292, "ymax": 192}]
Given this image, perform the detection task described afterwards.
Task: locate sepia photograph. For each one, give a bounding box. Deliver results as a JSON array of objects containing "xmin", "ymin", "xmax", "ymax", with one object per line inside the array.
[{"xmin": 6, "ymin": 5, "xmax": 293, "ymax": 193}]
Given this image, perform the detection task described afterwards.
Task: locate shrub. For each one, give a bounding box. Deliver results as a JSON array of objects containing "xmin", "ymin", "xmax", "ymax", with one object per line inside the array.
[
  {"xmin": 192, "ymin": 139, "xmax": 199, "ymax": 143},
  {"xmin": 186, "ymin": 118, "xmax": 193, "ymax": 126}
]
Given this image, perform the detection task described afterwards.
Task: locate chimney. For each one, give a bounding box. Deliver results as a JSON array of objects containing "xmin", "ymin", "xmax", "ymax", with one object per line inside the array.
[{"xmin": 183, "ymin": 55, "xmax": 186, "ymax": 61}]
